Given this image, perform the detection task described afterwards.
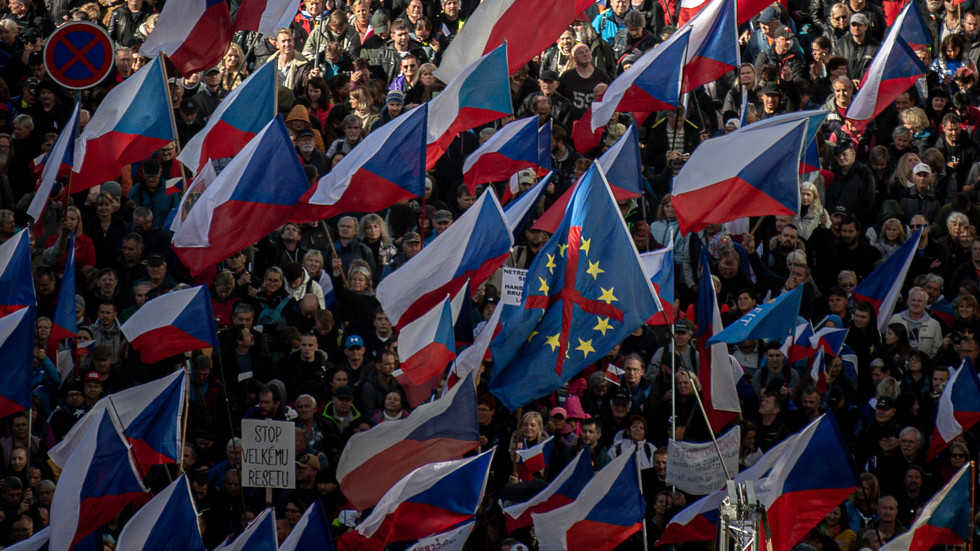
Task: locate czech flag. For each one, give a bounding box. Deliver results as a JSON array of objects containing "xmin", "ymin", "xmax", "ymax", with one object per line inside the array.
[
  {"xmin": 338, "ymin": 450, "xmax": 494, "ymax": 551},
  {"xmin": 49, "ymin": 370, "xmax": 188, "ymax": 472},
  {"xmin": 0, "ymin": 307, "xmax": 35, "ymax": 417},
  {"xmin": 4, "ymin": 527, "xmax": 49, "ymax": 550},
  {"xmin": 533, "ymin": 452, "xmax": 645, "ymax": 551},
  {"xmin": 280, "ymin": 501, "xmax": 334, "ymax": 551},
  {"xmin": 810, "ymin": 326, "xmax": 848, "ymax": 356},
  {"xmin": 50, "ymin": 233, "xmax": 77, "ymax": 341},
  {"xmin": 48, "ymin": 408, "xmax": 146, "ymax": 550},
  {"xmin": 433, "ymin": 0, "xmax": 594, "ymax": 82},
  {"xmin": 891, "ymin": 0, "xmax": 933, "ymax": 49},
  {"xmin": 928, "ymin": 359, "xmax": 980, "ymax": 459},
  {"xmin": 213, "ymin": 508, "xmax": 278, "ymax": 551},
  {"xmin": 846, "ymin": 31, "xmax": 926, "ymax": 125},
  {"xmin": 120, "ymin": 285, "xmax": 218, "ymax": 364},
  {"xmin": 592, "ymin": 26, "xmax": 690, "ymax": 131},
  {"xmin": 174, "ymin": 117, "xmax": 310, "ymax": 275},
  {"xmin": 781, "ymin": 322, "xmax": 816, "ymax": 362},
  {"xmin": 463, "ymin": 117, "xmax": 551, "ymax": 193},
  {"xmin": 741, "ymin": 109, "xmax": 827, "ymax": 173},
  {"xmin": 516, "ymin": 435, "xmax": 555, "ymax": 482},
  {"xmin": 292, "ymin": 103, "xmax": 428, "ymax": 224},
  {"xmin": 139, "ymin": 0, "xmax": 232, "ymax": 76},
  {"xmin": 449, "ymin": 300, "xmax": 502, "ymax": 387},
  {"xmin": 233, "ymin": 0, "xmax": 302, "ymax": 35},
  {"xmin": 72, "ymin": 56, "xmax": 175, "ymax": 192},
  {"xmin": 502, "ymin": 172, "xmax": 550, "ymax": 236},
  {"xmin": 503, "ymin": 449, "xmax": 594, "ymax": 532},
  {"xmin": 115, "ymin": 475, "xmax": 206, "ymax": 551},
  {"xmin": 640, "ymin": 237, "xmax": 675, "ymax": 324},
  {"xmin": 0, "ymin": 231, "xmax": 36, "ymax": 316},
  {"xmin": 396, "ymin": 295, "xmax": 458, "ymax": 407},
  {"xmin": 426, "ymin": 45, "xmax": 512, "ymax": 169},
  {"xmin": 336, "ymin": 371, "xmax": 480, "ymax": 511},
  {"xmin": 852, "ymin": 228, "xmax": 922, "ymax": 332},
  {"xmin": 376, "ymin": 189, "xmax": 512, "ymax": 329},
  {"xmin": 881, "ymin": 463, "xmax": 973, "ymax": 551},
  {"xmin": 672, "ymin": 117, "xmax": 808, "ymax": 235},
  {"xmin": 178, "ymin": 62, "xmax": 277, "ymax": 176},
  {"xmin": 683, "ymin": 0, "xmax": 740, "ymax": 93},
  {"xmin": 810, "ymin": 348, "xmax": 829, "ymax": 393},
  {"xmin": 930, "ymin": 296, "xmax": 956, "ymax": 329},
  {"xmin": 27, "ymin": 101, "xmax": 78, "ymax": 228},
  {"xmin": 697, "ymin": 249, "xmax": 742, "ymax": 433},
  {"xmin": 679, "ymin": 0, "xmax": 780, "ymax": 24}
]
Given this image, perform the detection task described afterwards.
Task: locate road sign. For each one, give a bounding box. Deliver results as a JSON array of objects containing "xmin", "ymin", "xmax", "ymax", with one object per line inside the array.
[{"xmin": 43, "ymin": 21, "xmax": 114, "ymax": 90}]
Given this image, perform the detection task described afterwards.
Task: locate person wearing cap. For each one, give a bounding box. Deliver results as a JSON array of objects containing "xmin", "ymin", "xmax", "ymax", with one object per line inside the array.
[
  {"xmin": 649, "ymin": 321, "xmax": 698, "ymax": 375},
  {"xmin": 754, "ymin": 26, "xmax": 803, "ymax": 82},
  {"xmin": 82, "ymin": 371, "xmax": 103, "ymax": 406},
  {"xmin": 897, "ymin": 162, "xmax": 941, "ymax": 221},
  {"xmin": 381, "ymin": 231, "xmax": 422, "ymax": 279},
  {"xmin": 294, "ymin": 127, "xmax": 329, "ymax": 176},
  {"xmin": 175, "ymin": 97, "xmax": 204, "ymax": 148},
  {"xmin": 339, "ymin": 334, "xmax": 373, "ymax": 386},
  {"xmin": 826, "ymin": 135, "xmax": 877, "ymax": 228},
  {"xmin": 381, "ymin": 90, "xmax": 403, "ymax": 123},
  {"xmin": 854, "ymin": 392, "xmax": 901, "ymax": 466},
  {"xmin": 128, "ymin": 159, "xmax": 179, "ymax": 228},
  {"xmin": 48, "ymin": 380, "xmax": 87, "ymax": 441},
  {"xmin": 321, "ymin": 385, "xmax": 365, "ymax": 439},
  {"xmin": 611, "ymin": 11, "xmax": 656, "ymax": 70},
  {"xmin": 835, "ymin": 12, "xmax": 879, "ymax": 81},
  {"xmin": 756, "ymin": 81, "xmax": 788, "ymax": 119},
  {"xmin": 517, "ymin": 68, "xmax": 573, "ymax": 131},
  {"xmin": 558, "ymin": 43, "xmax": 611, "ymax": 120},
  {"xmin": 600, "ymin": 385, "xmax": 634, "ymax": 449},
  {"xmin": 137, "ymin": 251, "xmax": 177, "ymax": 292}
]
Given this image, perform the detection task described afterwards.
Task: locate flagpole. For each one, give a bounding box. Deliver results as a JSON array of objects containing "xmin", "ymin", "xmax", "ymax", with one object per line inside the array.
[
  {"xmin": 970, "ymin": 460, "xmax": 975, "ymax": 551},
  {"xmin": 685, "ymin": 374, "xmax": 733, "ymax": 480},
  {"xmin": 637, "ymin": 446, "xmax": 649, "ymax": 551},
  {"xmin": 158, "ymin": 54, "xmax": 189, "ymax": 195},
  {"xmin": 179, "ymin": 357, "xmax": 191, "ymax": 474},
  {"xmin": 213, "ymin": 345, "xmax": 250, "ymax": 516},
  {"xmin": 320, "ymin": 220, "xmax": 348, "ymax": 288}
]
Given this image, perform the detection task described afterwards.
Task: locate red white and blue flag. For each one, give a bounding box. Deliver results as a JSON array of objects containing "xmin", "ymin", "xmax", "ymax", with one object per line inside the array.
[
  {"xmin": 533, "ymin": 452, "xmax": 645, "ymax": 551},
  {"xmin": 432, "ymin": 0, "xmax": 594, "ymax": 82},
  {"xmin": 337, "ymin": 371, "xmax": 480, "ymax": 511},
  {"xmin": 697, "ymin": 249, "xmax": 742, "ymax": 432},
  {"xmin": 502, "ymin": 172, "xmax": 550, "ymax": 234},
  {"xmin": 881, "ymin": 463, "xmax": 973, "ymax": 551},
  {"xmin": 0, "ymin": 231, "xmax": 35, "ymax": 316},
  {"xmin": 781, "ymin": 322, "xmax": 816, "ymax": 362},
  {"xmin": 516, "ymin": 435, "xmax": 555, "ymax": 482},
  {"xmin": 115, "ymin": 475, "xmax": 206, "ymax": 551},
  {"xmin": 0, "ymin": 307, "xmax": 35, "ymax": 417},
  {"xmin": 928, "ymin": 359, "xmax": 980, "ymax": 459},
  {"xmin": 174, "ymin": 117, "xmax": 310, "ymax": 275},
  {"xmin": 72, "ymin": 56, "xmax": 176, "ymax": 191},
  {"xmin": 682, "ymin": 0, "xmax": 740, "ymax": 93},
  {"xmin": 50, "ymin": 233, "xmax": 78, "ymax": 341},
  {"xmin": 463, "ymin": 117, "xmax": 551, "ymax": 193},
  {"xmin": 27, "ymin": 101, "xmax": 79, "ymax": 227},
  {"xmin": 139, "ymin": 0, "xmax": 232, "ymax": 75},
  {"xmin": 852, "ymin": 228, "xmax": 922, "ymax": 332},
  {"xmin": 233, "ymin": 0, "xmax": 303, "ymax": 36},
  {"xmin": 120, "ymin": 285, "xmax": 218, "ymax": 364},
  {"xmin": 810, "ymin": 348, "xmax": 829, "ymax": 393},
  {"xmin": 640, "ymin": 237, "xmax": 675, "ymax": 324},
  {"xmin": 49, "ymin": 408, "xmax": 146, "ymax": 550},
  {"xmin": 931, "ymin": 297, "xmax": 956, "ymax": 329},
  {"xmin": 810, "ymin": 326, "xmax": 849, "ymax": 356},
  {"xmin": 678, "ymin": 0, "xmax": 780, "ymax": 25},
  {"xmin": 213, "ymin": 508, "xmax": 278, "ymax": 551},
  {"xmin": 338, "ymin": 450, "xmax": 494, "ymax": 551},
  {"xmin": 280, "ymin": 501, "xmax": 334, "ymax": 551},
  {"xmin": 426, "ymin": 45, "xmax": 512, "ymax": 169},
  {"xmin": 178, "ymin": 61, "xmax": 277, "ymax": 176},
  {"xmin": 376, "ymin": 189, "xmax": 512, "ymax": 329},
  {"xmin": 503, "ymin": 449, "xmax": 594, "ymax": 532},
  {"xmin": 396, "ymin": 294, "xmax": 458, "ymax": 407},
  {"xmin": 891, "ymin": 0, "xmax": 932, "ymax": 48},
  {"xmin": 293, "ymin": 103, "xmax": 428, "ymax": 223},
  {"xmin": 672, "ymin": 117, "xmax": 808, "ymax": 234}
]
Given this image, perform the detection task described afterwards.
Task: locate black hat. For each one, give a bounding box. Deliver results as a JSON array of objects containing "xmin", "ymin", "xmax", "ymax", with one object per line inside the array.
[
  {"xmin": 834, "ymin": 137, "xmax": 855, "ymax": 154},
  {"xmin": 876, "ymin": 396, "xmax": 897, "ymax": 409},
  {"xmin": 772, "ymin": 25, "xmax": 794, "ymax": 40},
  {"xmin": 179, "ymin": 97, "xmax": 198, "ymax": 114},
  {"xmin": 204, "ymin": 66, "xmax": 221, "ymax": 75},
  {"xmin": 295, "ymin": 128, "xmax": 315, "ymax": 139},
  {"xmin": 334, "ymin": 386, "xmax": 354, "ymax": 401},
  {"xmin": 27, "ymin": 51, "xmax": 42, "ymax": 65},
  {"xmin": 758, "ymin": 6, "xmax": 780, "ymax": 23},
  {"xmin": 540, "ymin": 70, "xmax": 560, "ymax": 81},
  {"xmin": 760, "ymin": 82, "xmax": 782, "ymax": 96},
  {"xmin": 146, "ymin": 253, "xmax": 166, "ymax": 267},
  {"xmin": 612, "ymin": 386, "xmax": 632, "ymax": 403}
]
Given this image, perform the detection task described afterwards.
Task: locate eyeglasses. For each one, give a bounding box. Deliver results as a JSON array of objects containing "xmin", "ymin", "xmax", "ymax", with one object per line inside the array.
[
  {"xmin": 402, "ymin": 63, "xmax": 417, "ymax": 69},
  {"xmin": 910, "ymin": 224, "xmax": 926, "ymax": 229},
  {"xmin": 833, "ymin": 15, "xmax": 848, "ymax": 20},
  {"xmin": 950, "ymin": 453, "xmax": 968, "ymax": 458}
]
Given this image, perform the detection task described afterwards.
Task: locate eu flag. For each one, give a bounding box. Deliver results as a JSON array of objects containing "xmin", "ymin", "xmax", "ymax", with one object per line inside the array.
[{"xmin": 488, "ymin": 164, "xmax": 660, "ymax": 411}]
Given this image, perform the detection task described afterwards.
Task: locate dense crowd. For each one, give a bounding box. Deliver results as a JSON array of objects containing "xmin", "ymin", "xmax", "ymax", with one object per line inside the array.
[{"xmin": 1, "ymin": 0, "xmax": 980, "ymax": 548}]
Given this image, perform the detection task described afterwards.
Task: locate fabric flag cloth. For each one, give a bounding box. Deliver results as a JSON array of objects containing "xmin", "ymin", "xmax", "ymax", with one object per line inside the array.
[
  {"xmin": 810, "ymin": 326, "xmax": 848, "ymax": 356},
  {"xmin": 639, "ymin": 237, "xmax": 675, "ymax": 324},
  {"xmin": 404, "ymin": 521, "xmax": 474, "ymax": 551},
  {"xmin": 672, "ymin": 117, "xmax": 808, "ymax": 234},
  {"xmin": 810, "ymin": 348, "xmax": 829, "ymax": 393},
  {"xmin": 5, "ymin": 527, "xmax": 48, "ymax": 550},
  {"xmin": 396, "ymin": 295, "xmax": 458, "ymax": 407},
  {"xmin": 279, "ymin": 501, "xmax": 335, "ymax": 551},
  {"xmin": 169, "ymin": 162, "xmax": 217, "ymax": 234},
  {"xmin": 115, "ymin": 474, "xmax": 206, "ymax": 551},
  {"xmin": 0, "ymin": 307, "xmax": 35, "ymax": 417},
  {"xmin": 846, "ymin": 0, "xmax": 928, "ymax": 124},
  {"xmin": 49, "ymin": 233, "xmax": 77, "ymax": 340},
  {"xmin": 48, "ymin": 369, "xmax": 188, "ymax": 471},
  {"xmin": 780, "ymin": 322, "xmax": 816, "ymax": 362},
  {"xmin": 213, "ymin": 508, "xmax": 278, "ymax": 551},
  {"xmin": 376, "ymin": 189, "xmax": 512, "ymax": 329},
  {"xmin": 502, "ymin": 173, "xmax": 550, "ymax": 236},
  {"xmin": 571, "ymin": 106, "xmax": 604, "ymax": 154},
  {"xmin": 27, "ymin": 101, "xmax": 79, "ymax": 225},
  {"xmin": 707, "ymin": 286, "xmax": 803, "ymax": 345},
  {"xmin": 432, "ymin": 0, "xmax": 594, "ymax": 82},
  {"xmin": 0, "ymin": 231, "xmax": 36, "ymax": 316},
  {"xmin": 591, "ymin": 25, "xmax": 690, "ymax": 130},
  {"xmin": 233, "ymin": 0, "xmax": 303, "ymax": 35},
  {"xmin": 679, "ymin": 0, "xmax": 779, "ymax": 24},
  {"xmin": 463, "ymin": 117, "xmax": 551, "ymax": 192},
  {"xmin": 660, "ymin": 414, "xmax": 858, "ymax": 550},
  {"xmin": 852, "ymin": 228, "xmax": 922, "ymax": 332},
  {"xmin": 533, "ymin": 451, "xmax": 645, "ymax": 551},
  {"xmin": 928, "ymin": 359, "xmax": 980, "ymax": 459},
  {"xmin": 174, "ymin": 117, "xmax": 309, "ymax": 275},
  {"xmin": 697, "ymin": 250, "xmax": 742, "ymax": 432},
  {"xmin": 489, "ymin": 164, "xmax": 660, "ymax": 411},
  {"xmin": 336, "ymin": 371, "xmax": 480, "ymax": 511},
  {"xmin": 177, "ymin": 61, "xmax": 277, "ymax": 175},
  {"xmin": 426, "ymin": 45, "xmax": 512, "ymax": 169},
  {"xmin": 735, "ymin": 109, "xmax": 827, "ymax": 173},
  {"xmin": 881, "ymin": 463, "xmax": 972, "ymax": 551},
  {"xmin": 120, "ymin": 285, "xmax": 218, "ymax": 363},
  {"xmin": 338, "ymin": 450, "xmax": 494, "ymax": 551},
  {"xmin": 516, "ymin": 435, "xmax": 555, "ymax": 482},
  {"xmin": 890, "ymin": 0, "xmax": 932, "ymax": 48},
  {"xmin": 930, "ymin": 296, "xmax": 956, "ymax": 328},
  {"xmin": 49, "ymin": 408, "xmax": 146, "ymax": 550},
  {"xmin": 72, "ymin": 56, "xmax": 175, "ymax": 191},
  {"xmin": 504, "ymin": 449, "xmax": 594, "ymax": 532},
  {"xmin": 682, "ymin": 0, "xmax": 740, "ymax": 93},
  {"xmin": 532, "ymin": 123, "xmax": 645, "ymax": 234},
  {"xmin": 139, "ymin": 0, "xmax": 231, "ymax": 75},
  {"xmin": 292, "ymin": 103, "xmax": 428, "ymax": 223},
  {"xmin": 449, "ymin": 296, "xmax": 503, "ymax": 386}
]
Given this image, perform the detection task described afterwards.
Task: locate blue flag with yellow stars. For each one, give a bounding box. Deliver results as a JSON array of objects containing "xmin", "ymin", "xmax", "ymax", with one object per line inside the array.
[{"xmin": 488, "ymin": 163, "xmax": 661, "ymax": 411}]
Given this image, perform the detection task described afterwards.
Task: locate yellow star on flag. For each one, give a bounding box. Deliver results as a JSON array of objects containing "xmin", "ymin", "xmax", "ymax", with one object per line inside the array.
[
  {"xmin": 528, "ymin": 330, "xmax": 539, "ymax": 342},
  {"xmin": 544, "ymin": 333, "xmax": 560, "ymax": 352},
  {"xmin": 586, "ymin": 260, "xmax": 604, "ymax": 280},
  {"xmin": 593, "ymin": 316, "xmax": 614, "ymax": 336},
  {"xmin": 598, "ymin": 286, "xmax": 618, "ymax": 304},
  {"xmin": 558, "ymin": 243, "xmax": 568, "ymax": 257},
  {"xmin": 545, "ymin": 253, "xmax": 557, "ymax": 274},
  {"xmin": 538, "ymin": 277, "xmax": 550, "ymax": 295},
  {"xmin": 580, "ymin": 237, "xmax": 591, "ymax": 256},
  {"xmin": 575, "ymin": 338, "xmax": 595, "ymax": 357}
]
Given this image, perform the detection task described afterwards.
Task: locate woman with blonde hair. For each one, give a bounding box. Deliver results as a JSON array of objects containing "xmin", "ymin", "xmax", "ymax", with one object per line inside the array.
[
  {"xmin": 874, "ymin": 218, "xmax": 907, "ymax": 259},
  {"xmin": 220, "ymin": 43, "xmax": 248, "ymax": 91},
  {"xmin": 357, "ymin": 214, "xmax": 396, "ymax": 276},
  {"xmin": 887, "ymin": 151, "xmax": 921, "ymax": 196},
  {"xmin": 43, "ymin": 206, "xmax": 96, "ymax": 271},
  {"xmin": 349, "ymin": 85, "xmax": 381, "ymax": 134},
  {"xmin": 845, "ymin": 473, "xmax": 880, "ymax": 531},
  {"xmin": 508, "ymin": 411, "xmax": 549, "ymax": 482},
  {"xmin": 901, "ymin": 107, "xmax": 937, "ymax": 153},
  {"xmin": 798, "ymin": 181, "xmax": 830, "ymax": 239},
  {"xmin": 348, "ymin": 0, "xmax": 372, "ymax": 42}
]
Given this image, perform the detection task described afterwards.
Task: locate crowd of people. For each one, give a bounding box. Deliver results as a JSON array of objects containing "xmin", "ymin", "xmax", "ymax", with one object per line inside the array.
[{"xmin": 0, "ymin": 0, "xmax": 979, "ymax": 548}]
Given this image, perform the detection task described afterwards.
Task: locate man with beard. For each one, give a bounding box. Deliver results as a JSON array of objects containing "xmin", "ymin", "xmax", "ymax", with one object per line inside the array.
[
  {"xmin": 518, "ymin": 70, "xmax": 573, "ymax": 131},
  {"xmin": 295, "ymin": 128, "xmax": 327, "ymax": 176},
  {"xmin": 817, "ymin": 215, "xmax": 881, "ymax": 288},
  {"xmin": 963, "ymin": 10, "xmax": 980, "ymax": 65}
]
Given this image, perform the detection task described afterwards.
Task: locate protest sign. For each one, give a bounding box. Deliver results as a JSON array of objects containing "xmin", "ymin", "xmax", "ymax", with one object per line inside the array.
[
  {"xmin": 665, "ymin": 426, "xmax": 740, "ymax": 495},
  {"xmin": 241, "ymin": 419, "xmax": 296, "ymax": 489}
]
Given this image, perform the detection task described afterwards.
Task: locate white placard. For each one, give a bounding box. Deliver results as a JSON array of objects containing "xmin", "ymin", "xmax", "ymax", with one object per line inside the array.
[
  {"xmin": 241, "ymin": 419, "xmax": 296, "ymax": 489},
  {"xmin": 501, "ymin": 267, "xmax": 527, "ymax": 306},
  {"xmin": 665, "ymin": 427, "xmax": 740, "ymax": 495},
  {"xmin": 405, "ymin": 521, "xmax": 474, "ymax": 551}
]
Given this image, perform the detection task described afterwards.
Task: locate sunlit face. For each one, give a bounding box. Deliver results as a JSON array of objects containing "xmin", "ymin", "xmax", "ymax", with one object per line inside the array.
[
  {"xmin": 833, "ymin": 81, "xmax": 852, "ymax": 106},
  {"xmin": 521, "ymin": 417, "xmax": 542, "ymax": 440},
  {"xmin": 350, "ymin": 272, "xmax": 368, "ymax": 293}
]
